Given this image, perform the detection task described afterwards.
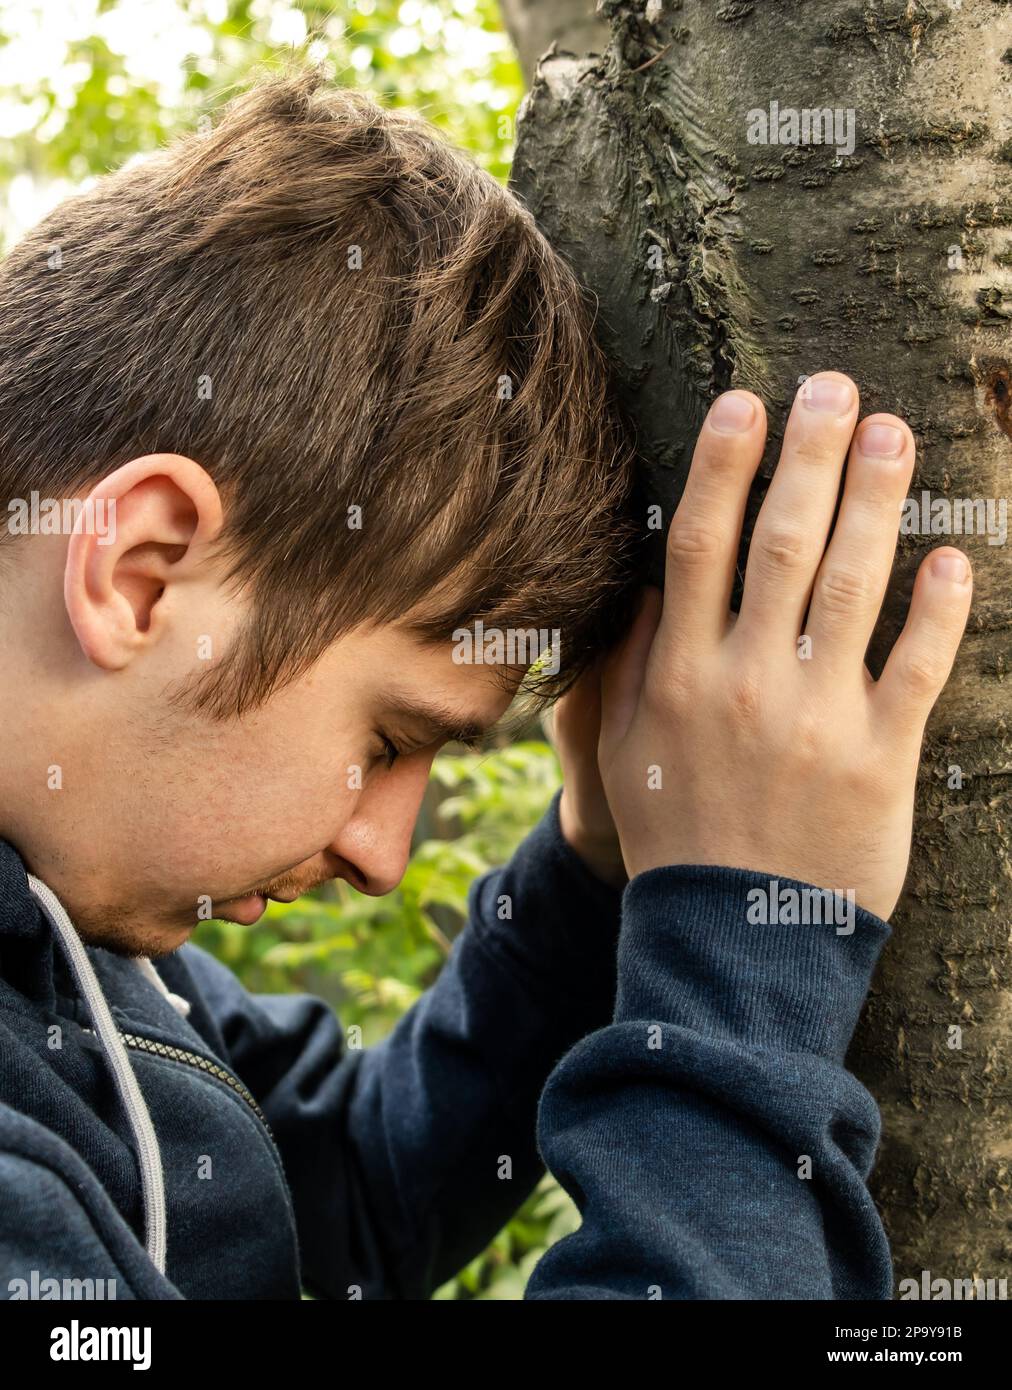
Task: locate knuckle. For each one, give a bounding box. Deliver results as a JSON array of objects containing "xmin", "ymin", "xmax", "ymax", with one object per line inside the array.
[
  {"xmin": 666, "ymin": 520, "xmax": 725, "ymax": 567},
  {"xmin": 755, "ymin": 524, "xmax": 809, "ymax": 575},
  {"xmin": 852, "ymin": 464, "xmax": 909, "ymax": 508},
  {"xmin": 726, "ymin": 668, "xmax": 763, "ymax": 729},
  {"xmin": 790, "ymin": 435, "xmax": 837, "ymax": 469},
  {"xmin": 699, "ymin": 442, "xmax": 749, "ymax": 480},
  {"xmin": 650, "ymin": 658, "xmax": 696, "ymax": 711},
  {"xmin": 816, "ymin": 564, "xmax": 873, "ymax": 616},
  {"xmin": 899, "ymin": 652, "xmax": 944, "ymax": 698}
]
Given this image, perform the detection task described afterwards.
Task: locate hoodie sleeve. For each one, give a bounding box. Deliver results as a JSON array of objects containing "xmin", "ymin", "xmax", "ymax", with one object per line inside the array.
[
  {"xmin": 523, "ymin": 865, "xmax": 894, "ymax": 1300},
  {"xmin": 169, "ymin": 791, "xmax": 623, "ymax": 1300}
]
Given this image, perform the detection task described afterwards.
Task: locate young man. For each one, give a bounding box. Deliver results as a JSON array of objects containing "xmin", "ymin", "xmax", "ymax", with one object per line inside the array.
[{"xmin": 0, "ymin": 71, "xmax": 971, "ymax": 1301}]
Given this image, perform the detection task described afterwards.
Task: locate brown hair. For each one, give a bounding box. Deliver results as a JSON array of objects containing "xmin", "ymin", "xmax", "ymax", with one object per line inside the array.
[{"xmin": 0, "ymin": 66, "xmax": 639, "ymax": 716}]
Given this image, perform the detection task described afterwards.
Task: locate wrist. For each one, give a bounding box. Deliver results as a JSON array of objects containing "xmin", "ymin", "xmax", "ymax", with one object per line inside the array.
[{"xmin": 558, "ymin": 789, "xmax": 628, "ymax": 889}]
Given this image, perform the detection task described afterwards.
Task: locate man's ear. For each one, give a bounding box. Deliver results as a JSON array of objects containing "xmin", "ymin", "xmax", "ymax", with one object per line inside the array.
[{"xmin": 64, "ymin": 454, "xmax": 224, "ymax": 671}]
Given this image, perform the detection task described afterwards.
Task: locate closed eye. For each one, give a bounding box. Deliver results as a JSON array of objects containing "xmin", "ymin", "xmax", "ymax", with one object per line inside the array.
[
  {"xmin": 378, "ymin": 734, "xmax": 403, "ymax": 769},
  {"xmin": 373, "ymin": 728, "xmax": 484, "ymax": 771}
]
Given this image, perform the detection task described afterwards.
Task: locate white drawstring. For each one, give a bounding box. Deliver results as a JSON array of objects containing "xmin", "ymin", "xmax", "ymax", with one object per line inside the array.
[
  {"xmin": 28, "ymin": 873, "xmax": 167, "ymax": 1276},
  {"xmin": 134, "ymin": 955, "xmax": 191, "ymax": 1018}
]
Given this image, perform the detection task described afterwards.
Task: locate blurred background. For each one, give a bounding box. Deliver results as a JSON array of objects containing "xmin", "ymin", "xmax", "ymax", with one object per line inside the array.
[
  {"xmin": 0, "ymin": 0, "xmax": 582, "ymax": 1297},
  {"xmin": 0, "ymin": 0, "xmax": 525, "ymax": 242}
]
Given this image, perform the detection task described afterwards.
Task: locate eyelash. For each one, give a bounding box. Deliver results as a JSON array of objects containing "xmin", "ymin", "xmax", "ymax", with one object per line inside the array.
[
  {"xmin": 377, "ymin": 733, "xmax": 403, "ymax": 770},
  {"xmin": 373, "ymin": 729, "xmax": 484, "ymax": 772}
]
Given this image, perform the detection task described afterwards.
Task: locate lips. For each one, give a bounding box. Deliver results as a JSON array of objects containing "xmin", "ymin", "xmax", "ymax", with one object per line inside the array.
[
  {"xmin": 213, "ymin": 885, "xmax": 306, "ymax": 925},
  {"xmin": 217, "ymin": 894, "xmax": 267, "ymax": 926}
]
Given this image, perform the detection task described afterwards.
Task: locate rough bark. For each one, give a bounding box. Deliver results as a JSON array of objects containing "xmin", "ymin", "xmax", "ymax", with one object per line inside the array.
[
  {"xmin": 499, "ymin": 0, "xmax": 609, "ymax": 84},
  {"xmin": 511, "ymin": 0, "xmax": 1011, "ymax": 1290}
]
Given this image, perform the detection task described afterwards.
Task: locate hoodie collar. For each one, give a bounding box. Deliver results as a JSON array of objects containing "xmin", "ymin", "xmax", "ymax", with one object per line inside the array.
[
  {"xmin": 0, "ymin": 837, "xmax": 48, "ymax": 938},
  {"xmin": 0, "ymin": 837, "xmax": 57, "ymax": 1007}
]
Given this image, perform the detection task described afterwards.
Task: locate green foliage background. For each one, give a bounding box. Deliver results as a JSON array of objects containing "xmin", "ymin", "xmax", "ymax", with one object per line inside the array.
[
  {"xmin": 0, "ymin": 0, "xmax": 580, "ymax": 1297},
  {"xmin": 0, "ymin": 0, "xmax": 522, "ymax": 195}
]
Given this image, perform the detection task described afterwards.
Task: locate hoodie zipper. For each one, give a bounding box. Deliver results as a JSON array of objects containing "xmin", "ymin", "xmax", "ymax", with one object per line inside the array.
[{"xmin": 84, "ymin": 1027, "xmax": 275, "ymax": 1141}]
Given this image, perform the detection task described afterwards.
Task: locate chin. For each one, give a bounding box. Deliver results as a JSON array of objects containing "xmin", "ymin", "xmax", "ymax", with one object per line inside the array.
[
  {"xmin": 74, "ymin": 911, "xmax": 197, "ymax": 961},
  {"xmin": 137, "ymin": 923, "xmax": 198, "ymax": 961}
]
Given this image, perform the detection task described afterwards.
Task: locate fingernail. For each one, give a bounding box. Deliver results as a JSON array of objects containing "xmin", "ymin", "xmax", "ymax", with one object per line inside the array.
[
  {"xmin": 800, "ymin": 375, "xmax": 855, "ymax": 414},
  {"xmin": 860, "ymin": 422, "xmax": 905, "ymax": 457},
  {"xmin": 709, "ymin": 392, "xmax": 756, "ymax": 433},
  {"xmin": 932, "ymin": 552, "xmax": 970, "ymax": 584}
]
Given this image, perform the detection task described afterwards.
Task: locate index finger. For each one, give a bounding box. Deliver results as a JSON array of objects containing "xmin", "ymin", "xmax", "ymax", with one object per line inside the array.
[{"xmin": 660, "ymin": 390, "xmax": 767, "ymax": 652}]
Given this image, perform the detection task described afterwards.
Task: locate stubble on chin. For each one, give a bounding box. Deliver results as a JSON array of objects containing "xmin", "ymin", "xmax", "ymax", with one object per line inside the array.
[{"xmin": 69, "ymin": 899, "xmax": 196, "ymax": 960}]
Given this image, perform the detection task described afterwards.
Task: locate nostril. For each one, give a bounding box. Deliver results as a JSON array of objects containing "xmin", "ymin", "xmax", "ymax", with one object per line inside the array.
[{"xmin": 334, "ymin": 859, "xmax": 368, "ymax": 894}]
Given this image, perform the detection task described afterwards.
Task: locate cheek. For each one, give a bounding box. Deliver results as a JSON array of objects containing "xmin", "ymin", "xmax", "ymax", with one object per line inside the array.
[{"xmin": 165, "ymin": 732, "xmax": 365, "ymax": 876}]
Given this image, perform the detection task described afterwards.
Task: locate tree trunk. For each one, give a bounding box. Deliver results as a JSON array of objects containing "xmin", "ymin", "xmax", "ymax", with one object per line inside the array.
[
  {"xmin": 499, "ymin": 0, "xmax": 609, "ymax": 84},
  {"xmin": 511, "ymin": 0, "xmax": 1012, "ymax": 1290}
]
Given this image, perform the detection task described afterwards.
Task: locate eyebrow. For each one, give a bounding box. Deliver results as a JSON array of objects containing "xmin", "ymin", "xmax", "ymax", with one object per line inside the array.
[{"xmin": 378, "ymin": 692, "xmax": 497, "ymax": 749}]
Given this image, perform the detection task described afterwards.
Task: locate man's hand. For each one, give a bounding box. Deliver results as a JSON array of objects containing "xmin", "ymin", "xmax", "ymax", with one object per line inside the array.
[{"xmin": 598, "ymin": 371, "xmax": 972, "ymax": 921}]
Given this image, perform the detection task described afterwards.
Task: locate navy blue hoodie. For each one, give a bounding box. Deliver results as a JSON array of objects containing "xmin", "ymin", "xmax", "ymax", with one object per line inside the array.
[{"xmin": 0, "ymin": 794, "xmax": 893, "ymax": 1299}]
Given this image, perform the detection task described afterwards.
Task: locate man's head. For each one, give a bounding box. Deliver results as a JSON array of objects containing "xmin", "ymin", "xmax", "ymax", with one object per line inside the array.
[{"xmin": 0, "ymin": 68, "xmax": 637, "ymax": 957}]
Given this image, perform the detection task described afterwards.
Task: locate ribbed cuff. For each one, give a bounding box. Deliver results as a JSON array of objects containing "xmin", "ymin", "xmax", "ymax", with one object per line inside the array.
[{"xmin": 617, "ymin": 864, "xmax": 891, "ymax": 1063}]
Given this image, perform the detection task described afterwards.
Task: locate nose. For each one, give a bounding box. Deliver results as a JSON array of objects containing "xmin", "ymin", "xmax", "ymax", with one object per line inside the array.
[{"xmin": 328, "ymin": 755, "xmax": 432, "ymax": 897}]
